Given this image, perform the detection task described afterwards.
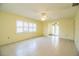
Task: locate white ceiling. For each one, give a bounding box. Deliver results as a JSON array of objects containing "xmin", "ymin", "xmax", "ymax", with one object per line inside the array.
[{"xmin": 0, "ymin": 3, "xmax": 79, "ymax": 20}]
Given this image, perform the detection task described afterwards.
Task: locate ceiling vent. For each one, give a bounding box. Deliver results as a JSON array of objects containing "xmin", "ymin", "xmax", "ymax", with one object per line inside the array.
[{"xmin": 72, "ymin": 3, "xmax": 79, "ymax": 6}]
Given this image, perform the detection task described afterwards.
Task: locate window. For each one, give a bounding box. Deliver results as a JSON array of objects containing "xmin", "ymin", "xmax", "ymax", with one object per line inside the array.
[
  {"xmin": 29, "ymin": 23, "xmax": 37, "ymax": 32},
  {"xmin": 16, "ymin": 20, "xmax": 37, "ymax": 33},
  {"xmin": 33, "ymin": 24, "xmax": 36, "ymax": 32},
  {"xmin": 29, "ymin": 23, "xmax": 33, "ymax": 32},
  {"xmin": 16, "ymin": 20, "xmax": 23, "ymax": 33},
  {"xmin": 24, "ymin": 22, "xmax": 28, "ymax": 32}
]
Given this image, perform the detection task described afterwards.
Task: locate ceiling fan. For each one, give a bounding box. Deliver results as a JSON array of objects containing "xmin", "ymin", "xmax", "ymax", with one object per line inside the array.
[{"xmin": 41, "ymin": 12, "xmax": 47, "ymax": 21}]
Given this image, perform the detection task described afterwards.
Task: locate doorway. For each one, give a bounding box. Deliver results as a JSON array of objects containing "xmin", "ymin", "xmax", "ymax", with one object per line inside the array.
[{"xmin": 52, "ymin": 23, "xmax": 59, "ymax": 36}]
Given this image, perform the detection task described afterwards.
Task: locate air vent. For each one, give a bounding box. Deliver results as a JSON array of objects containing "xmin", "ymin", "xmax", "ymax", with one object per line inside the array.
[{"xmin": 72, "ymin": 3, "xmax": 79, "ymax": 6}]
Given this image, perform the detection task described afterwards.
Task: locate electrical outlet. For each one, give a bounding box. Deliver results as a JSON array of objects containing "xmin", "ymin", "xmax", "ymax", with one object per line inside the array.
[{"xmin": 8, "ymin": 37, "xmax": 10, "ymax": 39}]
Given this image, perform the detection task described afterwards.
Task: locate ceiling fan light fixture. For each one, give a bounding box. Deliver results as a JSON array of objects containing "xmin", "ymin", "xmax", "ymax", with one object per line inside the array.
[
  {"xmin": 41, "ymin": 17, "xmax": 46, "ymax": 21},
  {"xmin": 41, "ymin": 12, "xmax": 47, "ymax": 21}
]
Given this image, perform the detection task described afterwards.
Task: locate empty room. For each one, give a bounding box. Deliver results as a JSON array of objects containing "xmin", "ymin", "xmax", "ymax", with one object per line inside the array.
[{"xmin": 0, "ymin": 3, "xmax": 79, "ymax": 56}]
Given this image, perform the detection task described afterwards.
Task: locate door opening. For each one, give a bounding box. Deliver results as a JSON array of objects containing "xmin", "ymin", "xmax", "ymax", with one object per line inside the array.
[{"xmin": 52, "ymin": 23, "xmax": 59, "ymax": 36}]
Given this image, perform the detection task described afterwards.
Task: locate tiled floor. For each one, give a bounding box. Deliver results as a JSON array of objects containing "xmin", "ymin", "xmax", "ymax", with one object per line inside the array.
[{"xmin": 0, "ymin": 36, "xmax": 78, "ymax": 56}]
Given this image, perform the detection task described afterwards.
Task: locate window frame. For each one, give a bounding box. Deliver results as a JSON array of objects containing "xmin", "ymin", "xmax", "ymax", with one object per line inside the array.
[{"xmin": 16, "ymin": 20, "xmax": 37, "ymax": 34}]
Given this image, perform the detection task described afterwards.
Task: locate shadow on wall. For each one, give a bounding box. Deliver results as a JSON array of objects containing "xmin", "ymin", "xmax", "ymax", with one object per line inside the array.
[
  {"xmin": 0, "ymin": 48, "xmax": 1, "ymax": 56},
  {"xmin": 77, "ymin": 52, "xmax": 79, "ymax": 56}
]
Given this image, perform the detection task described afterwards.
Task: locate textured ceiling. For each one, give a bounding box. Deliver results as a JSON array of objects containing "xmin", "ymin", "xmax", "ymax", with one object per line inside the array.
[{"xmin": 0, "ymin": 3, "xmax": 79, "ymax": 20}]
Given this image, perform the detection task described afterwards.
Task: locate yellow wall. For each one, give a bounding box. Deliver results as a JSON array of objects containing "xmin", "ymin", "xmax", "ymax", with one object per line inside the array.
[
  {"xmin": 74, "ymin": 7, "xmax": 79, "ymax": 51},
  {"xmin": 59, "ymin": 19, "xmax": 74, "ymax": 40},
  {"xmin": 0, "ymin": 11, "xmax": 75, "ymax": 46},
  {"xmin": 0, "ymin": 12, "xmax": 43, "ymax": 45},
  {"xmin": 43, "ymin": 18, "xmax": 74, "ymax": 40},
  {"xmin": 0, "ymin": 12, "xmax": 2, "ymax": 43}
]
